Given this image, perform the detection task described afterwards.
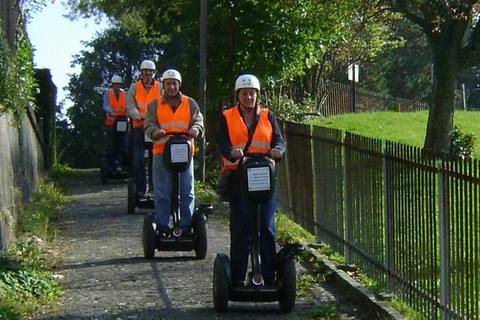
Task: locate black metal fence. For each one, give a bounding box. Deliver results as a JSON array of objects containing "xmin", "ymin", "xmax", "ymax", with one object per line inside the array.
[
  {"xmin": 277, "ymin": 120, "xmax": 480, "ymax": 320},
  {"xmin": 319, "ymin": 82, "xmax": 428, "ymax": 116}
]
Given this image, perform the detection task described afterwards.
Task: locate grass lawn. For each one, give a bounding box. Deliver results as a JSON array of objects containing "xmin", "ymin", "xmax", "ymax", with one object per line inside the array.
[{"xmin": 308, "ymin": 110, "xmax": 480, "ymax": 158}]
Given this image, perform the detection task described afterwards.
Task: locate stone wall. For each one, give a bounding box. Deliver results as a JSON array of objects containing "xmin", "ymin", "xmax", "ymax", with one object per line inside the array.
[{"xmin": 0, "ymin": 112, "xmax": 44, "ymax": 249}]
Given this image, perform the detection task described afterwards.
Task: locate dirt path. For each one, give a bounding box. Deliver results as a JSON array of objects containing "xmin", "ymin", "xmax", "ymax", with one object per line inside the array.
[{"xmin": 34, "ymin": 169, "xmax": 372, "ymax": 320}]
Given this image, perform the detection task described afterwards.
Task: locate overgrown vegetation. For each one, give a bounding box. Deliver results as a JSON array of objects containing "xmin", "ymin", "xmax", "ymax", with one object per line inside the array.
[
  {"xmin": 0, "ymin": 26, "xmax": 37, "ymax": 125},
  {"xmin": 450, "ymin": 124, "xmax": 476, "ymax": 159},
  {"xmin": 17, "ymin": 180, "xmax": 66, "ymax": 238},
  {"xmin": 0, "ymin": 175, "xmax": 66, "ymax": 318}
]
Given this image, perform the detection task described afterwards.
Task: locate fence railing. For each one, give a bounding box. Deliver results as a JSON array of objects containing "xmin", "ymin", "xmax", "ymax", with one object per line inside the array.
[
  {"xmin": 277, "ymin": 120, "xmax": 480, "ymax": 320},
  {"xmin": 319, "ymin": 82, "xmax": 428, "ymax": 116}
]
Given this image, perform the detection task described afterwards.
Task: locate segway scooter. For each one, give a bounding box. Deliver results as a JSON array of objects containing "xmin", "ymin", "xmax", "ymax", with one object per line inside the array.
[
  {"xmin": 142, "ymin": 133, "xmax": 212, "ymax": 259},
  {"xmin": 127, "ymin": 133, "xmax": 155, "ymax": 214},
  {"xmin": 213, "ymin": 153, "xmax": 301, "ymax": 313},
  {"xmin": 100, "ymin": 115, "xmax": 130, "ymax": 184}
]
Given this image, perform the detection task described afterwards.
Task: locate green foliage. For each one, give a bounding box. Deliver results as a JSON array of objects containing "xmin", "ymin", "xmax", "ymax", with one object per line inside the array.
[
  {"xmin": 0, "ymin": 26, "xmax": 37, "ymax": 125},
  {"xmin": 275, "ymin": 212, "xmax": 316, "ymax": 245},
  {"xmin": 17, "ymin": 179, "xmax": 66, "ymax": 240},
  {"xmin": 269, "ymin": 94, "xmax": 319, "ymax": 122},
  {"xmin": 194, "ymin": 180, "xmax": 217, "ymax": 203},
  {"xmin": 361, "ymin": 19, "xmax": 432, "ymax": 103},
  {"xmin": 450, "ymin": 124, "xmax": 476, "ymax": 159},
  {"xmin": 0, "ymin": 237, "xmax": 61, "ymax": 318},
  {"xmin": 65, "ymin": 0, "xmax": 400, "ymax": 110},
  {"xmin": 310, "ymin": 303, "xmax": 337, "ymax": 320},
  {"xmin": 57, "ymin": 27, "xmax": 157, "ymax": 168}
]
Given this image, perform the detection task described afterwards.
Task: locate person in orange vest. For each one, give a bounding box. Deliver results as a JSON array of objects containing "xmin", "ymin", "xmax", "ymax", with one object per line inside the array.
[
  {"xmin": 215, "ymin": 74, "xmax": 286, "ymax": 287},
  {"xmin": 103, "ymin": 75, "xmax": 129, "ymax": 174},
  {"xmin": 126, "ymin": 60, "xmax": 162, "ymax": 199},
  {"xmin": 144, "ymin": 69, "xmax": 204, "ymax": 236}
]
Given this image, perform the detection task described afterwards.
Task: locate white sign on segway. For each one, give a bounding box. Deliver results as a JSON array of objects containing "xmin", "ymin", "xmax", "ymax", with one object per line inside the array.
[
  {"xmin": 116, "ymin": 121, "xmax": 127, "ymax": 132},
  {"xmin": 170, "ymin": 143, "xmax": 189, "ymax": 163},
  {"xmin": 247, "ymin": 167, "xmax": 271, "ymax": 191}
]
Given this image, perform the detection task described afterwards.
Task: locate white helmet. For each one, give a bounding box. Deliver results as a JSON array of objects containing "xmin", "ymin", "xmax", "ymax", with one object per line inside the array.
[
  {"xmin": 140, "ymin": 60, "xmax": 156, "ymax": 71},
  {"xmin": 162, "ymin": 69, "xmax": 182, "ymax": 85},
  {"xmin": 111, "ymin": 75, "xmax": 122, "ymax": 83},
  {"xmin": 235, "ymin": 74, "xmax": 260, "ymax": 92}
]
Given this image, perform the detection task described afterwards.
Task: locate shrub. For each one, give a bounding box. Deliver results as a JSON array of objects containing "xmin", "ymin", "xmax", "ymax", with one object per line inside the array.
[{"xmin": 450, "ymin": 124, "xmax": 476, "ymax": 159}]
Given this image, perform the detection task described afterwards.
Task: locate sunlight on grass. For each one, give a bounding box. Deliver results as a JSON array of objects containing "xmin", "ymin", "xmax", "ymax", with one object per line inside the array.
[{"xmin": 310, "ymin": 110, "xmax": 480, "ymax": 158}]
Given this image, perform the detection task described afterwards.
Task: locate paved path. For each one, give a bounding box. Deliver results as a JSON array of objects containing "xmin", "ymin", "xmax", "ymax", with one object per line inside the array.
[{"xmin": 34, "ymin": 169, "xmax": 372, "ymax": 320}]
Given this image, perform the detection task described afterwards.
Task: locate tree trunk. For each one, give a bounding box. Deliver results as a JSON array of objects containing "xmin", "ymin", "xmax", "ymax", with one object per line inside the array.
[{"xmin": 424, "ymin": 46, "xmax": 458, "ymax": 154}]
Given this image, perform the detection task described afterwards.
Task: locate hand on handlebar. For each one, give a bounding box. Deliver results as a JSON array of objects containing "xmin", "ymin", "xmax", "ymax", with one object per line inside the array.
[
  {"xmin": 270, "ymin": 148, "xmax": 282, "ymax": 160},
  {"xmin": 231, "ymin": 148, "xmax": 244, "ymax": 160},
  {"xmin": 188, "ymin": 128, "xmax": 199, "ymax": 138},
  {"xmin": 232, "ymin": 149, "xmax": 282, "ymax": 162},
  {"xmin": 153, "ymin": 129, "xmax": 166, "ymax": 140}
]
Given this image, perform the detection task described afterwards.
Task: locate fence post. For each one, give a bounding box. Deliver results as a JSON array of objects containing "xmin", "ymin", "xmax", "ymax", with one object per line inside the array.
[
  {"xmin": 438, "ymin": 160, "xmax": 450, "ymax": 320},
  {"xmin": 384, "ymin": 147, "xmax": 394, "ymax": 293},
  {"xmin": 344, "ymin": 137, "xmax": 353, "ymax": 264}
]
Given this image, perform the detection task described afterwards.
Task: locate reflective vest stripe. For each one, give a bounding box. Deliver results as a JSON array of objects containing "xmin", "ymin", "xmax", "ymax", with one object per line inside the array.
[
  {"xmin": 132, "ymin": 81, "xmax": 161, "ymax": 128},
  {"xmin": 153, "ymin": 95, "xmax": 193, "ymax": 155},
  {"xmin": 222, "ymin": 106, "xmax": 272, "ymax": 171},
  {"xmin": 106, "ymin": 89, "xmax": 127, "ymax": 126}
]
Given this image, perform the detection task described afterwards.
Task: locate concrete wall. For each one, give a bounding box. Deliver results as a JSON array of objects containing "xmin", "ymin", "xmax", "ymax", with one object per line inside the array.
[{"xmin": 0, "ymin": 112, "xmax": 44, "ymax": 249}]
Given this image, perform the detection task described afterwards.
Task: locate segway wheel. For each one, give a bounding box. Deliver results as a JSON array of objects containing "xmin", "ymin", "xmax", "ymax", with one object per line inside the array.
[
  {"xmin": 278, "ymin": 255, "xmax": 296, "ymax": 313},
  {"xmin": 100, "ymin": 158, "xmax": 108, "ymax": 184},
  {"xmin": 213, "ymin": 254, "xmax": 230, "ymax": 312},
  {"xmin": 194, "ymin": 213, "xmax": 208, "ymax": 259},
  {"xmin": 127, "ymin": 178, "xmax": 137, "ymax": 214},
  {"xmin": 143, "ymin": 212, "xmax": 156, "ymax": 259}
]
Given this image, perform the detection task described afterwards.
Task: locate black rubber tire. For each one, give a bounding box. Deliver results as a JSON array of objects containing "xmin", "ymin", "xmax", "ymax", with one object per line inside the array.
[
  {"xmin": 194, "ymin": 214, "xmax": 208, "ymax": 259},
  {"xmin": 142, "ymin": 212, "xmax": 156, "ymax": 259},
  {"xmin": 213, "ymin": 255, "xmax": 230, "ymax": 312},
  {"xmin": 278, "ymin": 256, "xmax": 296, "ymax": 313},
  {"xmin": 127, "ymin": 178, "xmax": 136, "ymax": 214}
]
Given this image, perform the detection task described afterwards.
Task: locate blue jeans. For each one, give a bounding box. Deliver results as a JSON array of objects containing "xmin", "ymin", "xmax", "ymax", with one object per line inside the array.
[
  {"xmin": 131, "ymin": 127, "xmax": 146, "ymax": 194},
  {"xmin": 152, "ymin": 153, "xmax": 195, "ymax": 231},
  {"xmin": 229, "ymin": 192, "xmax": 277, "ymax": 284}
]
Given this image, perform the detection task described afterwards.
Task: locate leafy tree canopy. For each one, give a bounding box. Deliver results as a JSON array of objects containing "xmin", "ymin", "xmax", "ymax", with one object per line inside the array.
[
  {"xmin": 384, "ymin": 0, "xmax": 480, "ymax": 152},
  {"xmin": 58, "ymin": 27, "xmax": 155, "ymax": 167},
  {"xmin": 65, "ymin": 0, "xmax": 400, "ymax": 110}
]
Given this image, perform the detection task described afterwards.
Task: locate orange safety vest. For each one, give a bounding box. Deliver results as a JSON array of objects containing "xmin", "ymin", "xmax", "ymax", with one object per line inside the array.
[
  {"xmin": 152, "ymin": 95, "xmax": 193, "ymax": 155},
  {"xmin": 132, "ymin": 81, "xmax": 161, "ymax": 128},
  {"xmin": 105, "ymin": 89, "xmax": 126, "ymax": 126},
  {"xmin": 222, "ymin": 106, "xmax": 272, "ymax": 171}
]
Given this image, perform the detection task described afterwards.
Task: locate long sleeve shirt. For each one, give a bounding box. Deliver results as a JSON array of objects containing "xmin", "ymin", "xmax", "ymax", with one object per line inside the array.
[
  {"xmin": 126, "ymin": 80, "xmax": 163, "ymax": 119},
  {"xmin": 143, "ymin": 92, "xmax": 204, "ymax": 140}
]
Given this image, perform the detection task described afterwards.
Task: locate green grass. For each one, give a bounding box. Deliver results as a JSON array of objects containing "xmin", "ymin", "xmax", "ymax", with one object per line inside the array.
[
  {"xmin": 309, "ymin": 110, "xmax": 480, "ymax": 158},
  {"xmin": 0, "ymin": 167, "xmax": 68, "ymax": 318}
]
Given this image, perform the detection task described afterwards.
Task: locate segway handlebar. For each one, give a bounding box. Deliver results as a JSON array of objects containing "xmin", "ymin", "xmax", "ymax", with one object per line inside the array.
[{"xmin": 243, "ymin": 152, "xmax": 281, "ymax": 163}]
